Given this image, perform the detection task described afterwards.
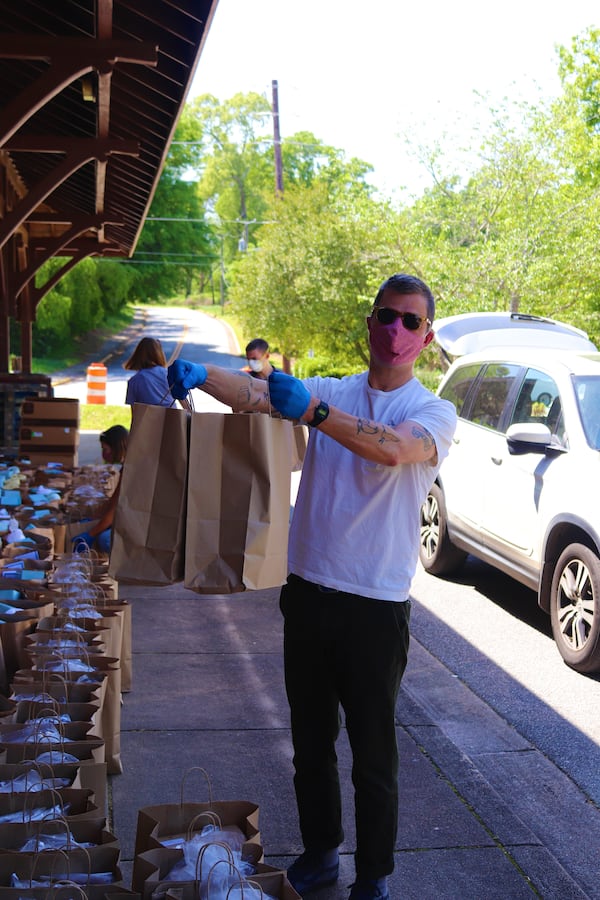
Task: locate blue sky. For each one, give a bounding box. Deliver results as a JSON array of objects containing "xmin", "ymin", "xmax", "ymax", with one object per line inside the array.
[{"xmin": 191, "ymin": 0, "xmax": 599, "ymax": 200}]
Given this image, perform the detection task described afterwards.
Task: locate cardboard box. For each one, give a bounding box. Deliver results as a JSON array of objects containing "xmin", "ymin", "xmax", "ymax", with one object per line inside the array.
[
  {"xmin": 19, "ymin": 424, "xmax": 79, "ymax": 447},
  {"xmin": 20, "ymin": 397, "xmax": 80, "ymax": 425},
  {"xmin": 21, "ymin": 450, "xmax": 79, "ymax": 467}
]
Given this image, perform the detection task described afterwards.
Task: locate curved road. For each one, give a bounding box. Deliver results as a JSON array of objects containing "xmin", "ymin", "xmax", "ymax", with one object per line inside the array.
[{"xmin": 53, "ymin": 305, "xmax": 244, "ymax": 408}]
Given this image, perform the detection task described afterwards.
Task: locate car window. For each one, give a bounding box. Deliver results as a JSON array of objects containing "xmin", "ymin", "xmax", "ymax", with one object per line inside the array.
[
  {"xmin": 466, "ymin": 364, "xmax": 521, "ymax": 431},
  {"xmin": 574, "ymin": 376, "xmax": 600, "ymax": 449},
  {"xmin": 439, "ymin": 363, "xmax": 482, "ymax": 416},
  {"xmin": 509, "ymin": 369, "xmax": 566, "ymax": 445}
]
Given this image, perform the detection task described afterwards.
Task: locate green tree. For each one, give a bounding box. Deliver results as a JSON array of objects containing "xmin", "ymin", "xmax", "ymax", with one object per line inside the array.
[
  {"xmin": 131, "ymin": 174, "xmax": 217, "ymax": 302},
  {"xmin": 128, "ymin": 106, "xmax": 217, "ymax": 302},
  {"xmin": 281, "ymin": 131, "xmax": 374, "ymax": 198},
  {"xmin": 190, "ymin": 92, "xmax": 273, "ymax": 258},
  {"xmin": 229, "ymin": 182, "xmax": 396, "ymax": 370},
  {"xmin": 187, "ymin": 94, "xmax": 375, "ymax": 269},
  {"xmin": 96, "ymin": 259, "xmax": 136, "ymax": 315},
  {"xmin": 33, "ymin": 292, "xmax": 72, "ymax": 354},
  {"xmin": 398, "ymin": 94, "xmax": 600, "ymax": 344}
]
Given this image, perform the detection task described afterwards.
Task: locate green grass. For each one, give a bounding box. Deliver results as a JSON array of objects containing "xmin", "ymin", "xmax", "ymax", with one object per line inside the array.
[{"xmin": 80, "ymin": 405, "xmax": 131, "ymax": 432}]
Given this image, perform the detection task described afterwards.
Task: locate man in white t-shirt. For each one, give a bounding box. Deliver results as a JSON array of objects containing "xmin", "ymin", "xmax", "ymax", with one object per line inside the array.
[{"xmin": 168, "ymin": 273, "xmax": 457, "ymax": 900}]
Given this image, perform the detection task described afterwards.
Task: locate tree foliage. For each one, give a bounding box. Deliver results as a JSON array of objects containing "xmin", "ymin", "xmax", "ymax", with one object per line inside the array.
[
  {"xmin": 130, "ymin": 174, "xmax": 217, "ymax": 302},
  {"xmin": 229, "ymin": 183, "xmax": 394, "ymax": 369},
  {"xmin": 29, "ymin": 41, "xmax": 600, "ymax": 365}
]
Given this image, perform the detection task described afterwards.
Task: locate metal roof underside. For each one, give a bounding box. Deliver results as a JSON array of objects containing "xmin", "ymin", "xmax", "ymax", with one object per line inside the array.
[{"xmin": 0, "ymin": 0, "xmax": 218, "ymax": 259}]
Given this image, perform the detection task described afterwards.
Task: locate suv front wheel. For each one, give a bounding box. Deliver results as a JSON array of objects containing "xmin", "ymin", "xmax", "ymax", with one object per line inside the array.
[
  {"xmin": 550, "ymin": 543, "xmax": 600, "ymax": 673},
  {"xmin": 419, "ymin": 483, "xmax": 467, "ymax": 576}
]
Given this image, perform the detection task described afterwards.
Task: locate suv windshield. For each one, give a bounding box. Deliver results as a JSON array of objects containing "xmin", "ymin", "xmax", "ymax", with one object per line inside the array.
[{"xmin": 574, "ymin": 376, "xmax": 600, "ymax": 449}]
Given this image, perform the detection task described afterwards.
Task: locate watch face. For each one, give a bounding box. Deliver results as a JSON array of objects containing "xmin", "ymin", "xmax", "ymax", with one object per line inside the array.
[{"xmin": 310, "ymin": 401, "xmax": 329, "ymax": 427}]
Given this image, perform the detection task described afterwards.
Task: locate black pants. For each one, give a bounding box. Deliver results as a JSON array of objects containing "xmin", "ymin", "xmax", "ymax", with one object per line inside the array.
[{"xmin": 280, "ymin": 574, "xmax": 411, "ymax": 880}]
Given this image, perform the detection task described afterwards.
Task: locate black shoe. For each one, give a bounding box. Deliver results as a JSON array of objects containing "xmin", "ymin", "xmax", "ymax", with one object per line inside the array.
[
  {"xmin": 348, "ymin": 877, "xmax": 390, "ymax": 900},
  {"xmin": 287, "ymin": 849, "xmax": 340, "ymax": 895}
]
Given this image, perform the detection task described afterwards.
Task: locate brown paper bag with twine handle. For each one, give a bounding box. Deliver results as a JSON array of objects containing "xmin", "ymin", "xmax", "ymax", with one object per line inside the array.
[
  {"xmin": 134, "ymin": 766, "xmax": 261, "ymax": 858},
  {"xmin": 184, "ymin": 413, "xmax": 292, "ymax": 594},
  {"xmin": 109, "ymin": 403, "xmax": 190, "ymax": 585}
]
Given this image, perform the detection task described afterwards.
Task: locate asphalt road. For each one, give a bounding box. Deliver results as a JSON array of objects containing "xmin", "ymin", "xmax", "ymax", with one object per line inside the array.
[
  {"xmin": 410, "ymin": 556, "xmax": 600, "ymax": 806},
  {"xmin": 53, "ymin": 305, "xmax": 600, "ymax": 812},
  {"xmin": 53, "ymin": 305, "xmax": 244, "ymax": 407}
]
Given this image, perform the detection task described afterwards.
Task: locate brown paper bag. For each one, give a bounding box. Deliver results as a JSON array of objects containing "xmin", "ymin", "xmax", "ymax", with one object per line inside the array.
[
  {"xmin": 66, "ymin": 519, "xmax": 101, "ymax": 547},
  {"xmin": 0, "ymin": 845, "xmax": 123, "ymax": 898},
  {"xmin": 291, "ymin": 423, "xmax": 309, "ymax": 472},
  {"xmin": 0, "ymin": 760, "xmax": 107, "ymax": 818},
  {"xmin": 132, "ymin": 844, "xmax": 268, "ymax": 899},
  {"xmin": 0, "ymin": 736, "xmax": 106, "ymax": 767},
  {"xmin": 0, "ymin": 786, "xmax": 99, "ymax": 823},
  {"xmin": 0, "ymin": 595, "xmax": 55, "ymax": 680},
  {"xmin": 109, "ymin": 404, "xmax": 190, "ymax": 585},
  {"xmin": 0, "ymin": 814, "xmax": 117, "ymax": 853},
  {"xmin": 184, "ymin": 413, "xmax": 292, "ymax": 594},
  {"xmin": 11, "ymin": 655, "xmax": 121, "ymax": 775},
  {"xmin": 134, "ymin": 767, "xmax": 260, "ymax": 858},
  {"xmin": 51, "ymin": 523, "xmax": 67, "ymax": 555}
]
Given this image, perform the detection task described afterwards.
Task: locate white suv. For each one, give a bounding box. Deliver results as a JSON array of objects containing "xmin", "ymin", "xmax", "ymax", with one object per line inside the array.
[{"xmin": 419, "ymin": 312, "xmax": 600, "ymax": 673}]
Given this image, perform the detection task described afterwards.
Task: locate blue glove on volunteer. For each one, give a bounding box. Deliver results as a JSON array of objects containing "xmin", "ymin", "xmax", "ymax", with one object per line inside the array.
[
  {"xmin": 72, "ymin": 532, "xmax": 94, "ymax": 553},
  {"xmin": 168, "ymin": 359, "xmax": 207, "ymax": 401},
  {"xmin": 268, "ymin": 370, "xmax": 311, "ymax": 420}
]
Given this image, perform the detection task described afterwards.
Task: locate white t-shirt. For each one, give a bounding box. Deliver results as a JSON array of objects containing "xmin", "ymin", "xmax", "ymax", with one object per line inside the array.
[{"xmin": 288, "ymin": 371, "xmax": 457, "ymax": 602}]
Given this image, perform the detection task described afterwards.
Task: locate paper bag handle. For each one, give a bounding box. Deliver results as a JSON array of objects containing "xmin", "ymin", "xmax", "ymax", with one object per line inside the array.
[
  {"xmin": 186, "ymin": 810, "xmax": 222, "ymax": 841},
  {"xmin": 180, "ymin": 766, "xmax": 213, "ymax": 806}
]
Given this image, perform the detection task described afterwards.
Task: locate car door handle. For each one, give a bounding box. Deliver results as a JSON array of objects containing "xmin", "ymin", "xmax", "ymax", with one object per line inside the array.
[{"xmin": 491, "ymin": 457, "xmax": 502, "ymax": 465}]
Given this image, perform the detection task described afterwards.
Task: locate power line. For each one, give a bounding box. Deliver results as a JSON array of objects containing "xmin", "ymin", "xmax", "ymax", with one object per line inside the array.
[{"xmin": 105, "ymin": 260, "xmax": 218, "ymax": 265}]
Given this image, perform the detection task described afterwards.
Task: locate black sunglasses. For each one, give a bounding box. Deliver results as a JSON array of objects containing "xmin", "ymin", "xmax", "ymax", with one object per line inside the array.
[{"xmin": 373, "ymin": 307, "xmax": 431, "ymax": 331}]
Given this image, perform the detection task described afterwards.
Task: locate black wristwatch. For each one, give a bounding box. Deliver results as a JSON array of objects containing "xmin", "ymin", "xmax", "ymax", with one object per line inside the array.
[{"xmin": 307, "ymin": 400, "xmax": 330, "ymax": 428}]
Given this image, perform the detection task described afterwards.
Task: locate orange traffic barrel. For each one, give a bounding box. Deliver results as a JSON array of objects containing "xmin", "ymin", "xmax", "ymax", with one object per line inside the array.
[{"xmin": 86, "ymin": 362, "xmax": 107, "ymax": 404}]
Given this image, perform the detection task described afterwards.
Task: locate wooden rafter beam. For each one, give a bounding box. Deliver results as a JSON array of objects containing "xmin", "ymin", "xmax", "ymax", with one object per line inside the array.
[
  {"xmin": 0, "ymin": 139, "xmax": 138, "ymax": 251},
  {"xmin": 0, "ymin": 37, "xmax": 158, "ymax": 66},
  {"xmin": 0, "ymin": 40, "xmax": 157, "ymax": 147}
]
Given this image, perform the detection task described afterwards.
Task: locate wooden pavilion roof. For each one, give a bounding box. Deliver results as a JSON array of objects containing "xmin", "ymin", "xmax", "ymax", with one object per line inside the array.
[{"xmin": 0, "ymin": 0, "xmax": 219, "ymax": 371}]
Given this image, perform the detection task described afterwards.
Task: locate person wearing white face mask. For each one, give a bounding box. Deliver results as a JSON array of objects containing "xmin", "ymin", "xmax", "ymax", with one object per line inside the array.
[
  {"xmin": 244, "ymin": 338, "xmax": 274, "ymax": 379},
  {"xmin": 167, "ymin": 274, "xmax": 457, "ymax": 900}
]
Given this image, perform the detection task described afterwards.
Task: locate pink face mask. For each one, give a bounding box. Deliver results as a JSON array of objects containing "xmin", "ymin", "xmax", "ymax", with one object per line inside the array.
[{"xmin": 367, "ymin": 316, "xmax": 427, "ymax": 366}]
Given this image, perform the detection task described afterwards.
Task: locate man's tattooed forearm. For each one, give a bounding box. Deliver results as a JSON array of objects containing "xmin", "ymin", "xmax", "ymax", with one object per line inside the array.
[
  {"xmin": 357, "ymin": 418, "xmax": 400, "ymax": 444},
  {"xmin": 411, "ymin": 424, "xmax": 435, "ymax": 451},
  {"xmin": 234, "ymin": 373, "xmax": 265, "ymax": 408}
]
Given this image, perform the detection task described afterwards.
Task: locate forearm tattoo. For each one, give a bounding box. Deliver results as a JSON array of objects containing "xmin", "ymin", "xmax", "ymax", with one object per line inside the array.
[
  {"xmin": 356, "ymin": 418, "xmax": 436, "ymax": 453},
  {"xmin": 411, "ymin": 424, "xmax": 435, "ymax": 453},
  {"xmin": 357, "ymin": 418, "xmax": 400, "ymax": 445},
  {"xmin": 234, "ymin": 373, "xmax": 265, "ymax": 409}
]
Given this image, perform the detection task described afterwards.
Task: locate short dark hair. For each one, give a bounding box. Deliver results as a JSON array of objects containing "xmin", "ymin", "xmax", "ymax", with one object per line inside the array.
[
  {"xmin": 99, "ymin": 425, "xmax": 129, "ymax": 463},
  {"xmin": 373, "ymin": 273, "xmax": 436, "ymax": 323},
  {"xmin": 245, "ymin": 338, "xmax": 269, "ymax": 355},
  {"xmin": 124, "ymin": 337, "xmax": 167, "ymax": 370}
]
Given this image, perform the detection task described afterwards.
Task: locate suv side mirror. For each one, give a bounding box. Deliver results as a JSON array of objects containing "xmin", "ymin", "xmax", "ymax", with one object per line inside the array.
[{"xmin": 506, "ymin": 422, "xmax": 558, "ymax": 455}]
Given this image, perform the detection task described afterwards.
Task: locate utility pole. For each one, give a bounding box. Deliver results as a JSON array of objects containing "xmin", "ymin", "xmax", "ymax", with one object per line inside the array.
[
  {"xmin": 272, "ymin": 79, "xmax": 284, "ymax": 197},
  {"xmin": 272, "ymin": 79, "xmax": 290, "ymax": 372}
]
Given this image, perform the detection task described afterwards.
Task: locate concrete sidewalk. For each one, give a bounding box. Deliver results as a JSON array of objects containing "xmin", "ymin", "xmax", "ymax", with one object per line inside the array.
[
  {"xmin": 74, "ymin": 429, "xmax": 599, "ymax": 898},
  {"xmin": 109, "ymin": 581, "xmax": 598, "ymax": 900}
]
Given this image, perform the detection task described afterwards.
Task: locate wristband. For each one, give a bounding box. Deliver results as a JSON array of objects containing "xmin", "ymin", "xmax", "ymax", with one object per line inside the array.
[{"xmin": 307, "ymin": 400, "xmax": 330, "ymax": 428}]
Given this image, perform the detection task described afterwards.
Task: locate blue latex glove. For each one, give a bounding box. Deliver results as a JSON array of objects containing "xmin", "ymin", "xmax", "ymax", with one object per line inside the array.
[
  {"xmin": 168, "ymin": 359, "xmax": 207, "ymax": 401},
  {"xmin": 72, "ymin": 532, "xmax": 94, "ymax": 553},
  {"xmin": 268, "ymin": 370, "xmax": 311, "ymax": 420}
]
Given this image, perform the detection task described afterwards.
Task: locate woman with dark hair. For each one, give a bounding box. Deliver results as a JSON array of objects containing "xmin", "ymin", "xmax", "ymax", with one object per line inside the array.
[
  {"xmin": 124, "ymin": 336, "xmax": 172, "ymax": 407},
  {"xmin": 72, "ymin": 424, "xmax": 129, "ymax": 554},
  {"xmin": 99, "ymin": 424, "xmax": 128, "ymax": 464}
]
